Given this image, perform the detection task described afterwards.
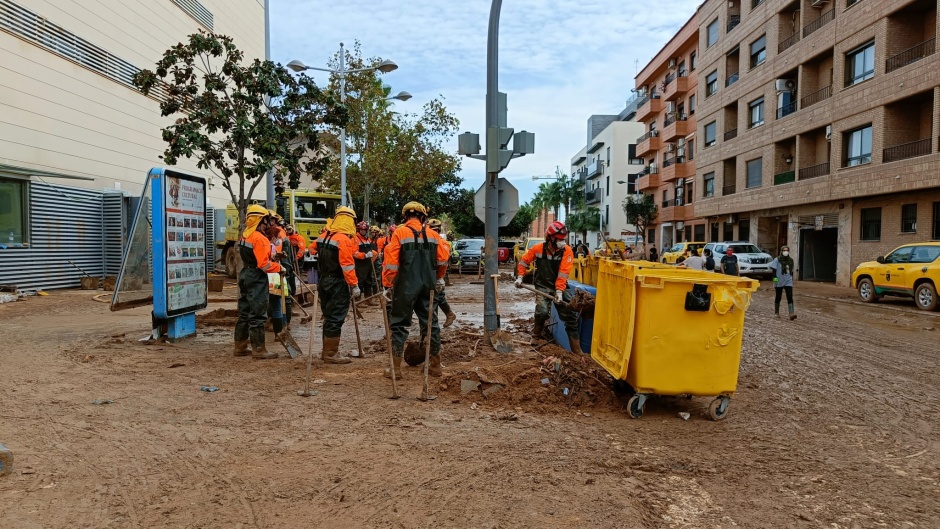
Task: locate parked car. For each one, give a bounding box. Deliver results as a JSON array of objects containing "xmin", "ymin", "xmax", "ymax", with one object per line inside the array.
[
  {"xmin": 851, "ymin": 242, "xmax": 940, "ymax": 311},
  {"xmin": 498, "ymin": 240, "xmax": 516, "ymax": 264},
  {"xmin": 452, "ymin": 238, "xmax": 485, "ymax": 273},
  {"xmin": 514, "ymin": 237, "xmax": 544, "ymax": 263},
  {"xmin": 661, "ymin": 242, "xmax": 707, "ymax": 264},
  {"xmin": 703, "ymin": 241, "xmax": 774, "ymax": 278}
]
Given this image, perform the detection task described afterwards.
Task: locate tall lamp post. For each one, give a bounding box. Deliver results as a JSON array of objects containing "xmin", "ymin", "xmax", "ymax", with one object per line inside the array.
[
  {"xmin": 287, "ymin": 43, "xmax": 399, "ymax": 207},
  {"xmin": 362, "ymin": 91, "xmax": 412, "ymax": 222}
]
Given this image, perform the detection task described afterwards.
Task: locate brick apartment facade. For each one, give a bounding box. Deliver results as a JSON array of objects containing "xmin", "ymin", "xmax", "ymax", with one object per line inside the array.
[
  {"xmin": 635, "ymin": 13, "xmax": 703, "ymax": 252},
  {"xmin": 693, "ymin": 0, "xmax": 940, "ymax": 285}
]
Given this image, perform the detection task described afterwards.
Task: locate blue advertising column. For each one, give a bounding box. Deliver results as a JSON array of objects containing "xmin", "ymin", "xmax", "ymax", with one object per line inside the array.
[{"xmin": 151, "ymin": 168, "xmax": 208, "ymax": 341}]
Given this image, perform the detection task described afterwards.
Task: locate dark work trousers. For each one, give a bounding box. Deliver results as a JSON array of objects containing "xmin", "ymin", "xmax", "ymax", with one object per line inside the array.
[
  {"xmin": 435, "ymin": 288, "xmax": 451, "ymax": 315},
  {"xmin": 774, "ymin": 286, "xmax": 794, "ymax": 305},
  {"xmin": 534, "ymin": 285, "xmax": 578, "ymax": 339},
  {"xmin": 318, "ymin": 275, "xmax": 350, "ymax": 339},
  {"xmin": 355, "ymin": 261, "xmax": 377, "ymax": 299},
  {"xmin": 390, "ymin": 288, "xmax": 440, "ymax": 357},
  {"xmin": 235, "ymin": 267, "xmax": 268, "ymax": 347}
]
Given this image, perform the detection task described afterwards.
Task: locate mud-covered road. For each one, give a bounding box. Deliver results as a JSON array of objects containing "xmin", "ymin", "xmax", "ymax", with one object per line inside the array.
[{"xmin": 1, "ymin": 274, "xmax": 937, "ymax": 528}]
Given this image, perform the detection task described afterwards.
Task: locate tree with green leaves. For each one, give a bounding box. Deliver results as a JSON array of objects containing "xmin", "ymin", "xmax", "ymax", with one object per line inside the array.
[
  {"xmin": 132, "ymin": 31, "xmax": 347, "ymax": 234},
  {"xmin": 566, "ymin": 200, "xmax": 600, "ymax": 244},
  {"xmin": 623, "ymin": 193, "xmax": 658, "ymax": 251}
]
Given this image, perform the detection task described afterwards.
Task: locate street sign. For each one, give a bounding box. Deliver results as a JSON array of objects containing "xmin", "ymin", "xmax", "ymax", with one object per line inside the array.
[{"xmin": 474, "ymin": 177, "xmax": 519, "ymax": 227}]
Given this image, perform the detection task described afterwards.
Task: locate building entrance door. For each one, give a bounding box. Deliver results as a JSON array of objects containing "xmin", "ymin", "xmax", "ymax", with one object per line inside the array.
[{"xmin": 798, "ymin": 227, "xmax": 838, "ymax": 281}]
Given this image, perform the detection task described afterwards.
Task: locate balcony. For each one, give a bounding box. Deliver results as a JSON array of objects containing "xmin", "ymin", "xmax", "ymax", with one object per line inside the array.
[
  {"xmin": 575, "ymin": 165, "xmax": 588, "ymax": 182},
  {"xmin": 635, "ymin": 130, "xmax": 661, "ymax": 156},
  {"xmin": 803, "ymin": 9, "xmax": 834, "ymax": 38},
  {"xmin": 886, "ymin": 38, "xmax": 936, "ymax": 73},
  {"xmin": 586, "ymin": 158, "xmax": 604, "ymax": 178},
  {"xmin": 773, "ymin": 170, "xmax": 795, "ymax": 185},
  {"xmin": 725, "ymin": 72, "xmax": 739, "ymax": 87},
  {"xmin": 800, "ymin": 85, "xmax": 832, "ymax": 109},
  {"xmin": 727, "ymin": 14, "xmax": 740, "ymax": 33},
  {"xmin": 722, "ymin": 183, "xmax": 737, "ymax": 196},
  {"xmin": 663, "ymin": 75, "xmax": 692, "ymax": 101},
  {"xmin": 778, "ymin": 32, "xmax": 800, "ymax": 54},
  {"xmin": 637, "ymin": 172, "xmax": 662, "ymax": 191},
  {"xmin": 776, "ymin": 101, "xmax": 797, "ymax": 120},
  {"xmin": 724, "ymin": 128, "xmax": 738, "ymax": 141},
  {"xmin": 799, "ymin": 162, "xmax": 830, "ymax": 180},
  {"xmin": 585, "ymin": 188, "xmax": 603, "ymax": 204},
  {"xmin": 659, "ymin": 204, "xmax": 694, "ymax": 223},
  {"xmin": 662, "ymin": 116, "xmax": 693, "ymax": 141},
  {"xmin": 635, "ymin": 94, "xmax": 663, "ymax": 121},
  {"xmin": 883, "ymin": 138, "xmax": 932, "ymax": 163},
  {"xmin": 660, "ymin": 157, "xmax": 695, "ymax": 182}
]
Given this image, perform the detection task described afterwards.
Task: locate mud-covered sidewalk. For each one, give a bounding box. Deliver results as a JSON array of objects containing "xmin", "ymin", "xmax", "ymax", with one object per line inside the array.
[{"xmin": 0, "ymin": 275, "xmax": 937, "ymax": 528}]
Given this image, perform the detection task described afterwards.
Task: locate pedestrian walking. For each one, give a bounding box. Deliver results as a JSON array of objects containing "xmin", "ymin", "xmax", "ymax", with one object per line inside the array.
[
  {"xmin": 720, "ymin": 248, "xmax": 740, "ymax": 276},
  {"xmin": 353, "ymin": 221, "xmax": 378, "ymax": 304},
  {"xmin": 427, "ymin": 218, "xmax": 457, "ymax": 328},
  {"xmin": 771, "ymin": 245, "xmax": 797, "ymax": 320},
  {"xmin": 514, "ymin": 221, "xmax": 582, "ymax": 353},
  {"xmin": 233, "ymin": 205, "xmax": 280, "ymax": 360},
  {"xmin": 314, "ymin": 206, "xmax": 361, "ymax": 365},
  {"xmin": 382, "ymin": 202, "xmax": 449, "ymax": 379}
]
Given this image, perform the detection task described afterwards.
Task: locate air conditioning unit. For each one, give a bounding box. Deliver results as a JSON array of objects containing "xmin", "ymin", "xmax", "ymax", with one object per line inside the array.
[
  {"xmin": 666, "ymin": 101, "xmax": 677, "ymax": 113},
  {"xmin": 677, "ymin": 147, "xmax": 686, "ymax": 158},
  {"xmin": 825, "ymin": 125, "xmax": 832, "ymax": 140},
  {"xmin": 775, "ymin": 79, "xmax": 796, "ymax": 92},
  {"xmin": 726, "ymin": 214, "xmax": 736, "ymax": 223},
  {"xmin": 676, "ymin": 222, "xmax": 686, "ymax": 230},
  {"xmin": 668, "ymin": 58, "xmax": 678, "ymax": 69},
  {"xmin": 810, "ymin": 0, "xmax": 829, "ymax": 7},
  {"xmin": 665, "ymin": 142, "xmax": 676, "ymax": 153},
  {"xmin": 677, "ymin": 137, "xmax": 686, "ymax": 146}
]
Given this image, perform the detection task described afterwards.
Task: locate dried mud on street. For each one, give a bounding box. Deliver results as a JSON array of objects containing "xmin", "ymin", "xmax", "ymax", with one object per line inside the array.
[{"xmin": 1, "ymin": 274, "xmax": 938, "ymax": 529}]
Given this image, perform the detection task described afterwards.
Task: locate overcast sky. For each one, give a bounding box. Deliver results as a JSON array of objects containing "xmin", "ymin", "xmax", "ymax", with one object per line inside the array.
[{"xmin": 269, "ymin": 0, "xmax": 701, "ymax": 204}]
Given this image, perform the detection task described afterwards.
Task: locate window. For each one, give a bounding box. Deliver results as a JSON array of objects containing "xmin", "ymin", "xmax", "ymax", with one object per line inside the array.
[
  {"xmin": 694, "ymin": 224, "xmax": 705, "ymax": 241},
  {"xmin": 750, "ymin": 35, "xmax": 767, "ymax": 68},
  {"xmin": 748, "ymin": 97, "xmax": 765, "ymax": 128},
  {"xmin": 648, "ymin": 228, "xmax": 656, "ymax": 245},
  {"xmin": 705, "ymin": 71, "xmax": 718, "ymax": 97},
  {"xmin": 910, "ymin": 246, "xmax": 940, "ymax": 263},
  {"xmin": 847, "ymin": 0, "xmax": 861, "ymax": 6},
  {"xmin": 711, "ymin": 222, "xmax": 720, "ymax": 241},
  {"xmin": 844, "ymin": 125, "xmax": 873, "ymax": 167},
  {"xmin": 846, "ymin": 41, "xmax": 875, "ymax": 86},
  {"xmin": 934, "ymin": 202, "xmax": 940, "ymax": 240},
  {"xmin": 606, "ymin": 176, "xmax": 610, "ymax": 196},
  {"xmin": 884, "ymin": 246, "xmax": 912, "ymax": 263},
  {"xmin": 605, "ymin": 205, "xmax": 610, "ymax": 225},
  {"xmin": 0, "ymin": 177, "xmax": 28, "ymax": 245},
  {"xmin": 606, "ymin": 146, "xmax": 611, "ymax": 164},
  {"xmin": 690, "ymin": 51, "xmax": 697, "ymax": 71},
  {"xmin": 746, "ymin": 158, "xmax": 763, "ymax": 188},
  {"xmin": 689, "ymin": 94, "xmax": 696, "ymax": 115},
  {"xmin": 707, "ymin": 19, "xmax": 719, "ymax": 48},
  {"xmin": 739, "ymin": 219, "xmax": 751, "ymax": 241},
  {"xmin": 295, "ymin": 196, "xmax": 339, "ymax": 222},
  {"xmin": 678, "ymin": 61, "xmax": 686, "ymax": 76},
  {"xmin": 901, "ymin": 204, "xmax": 917, "ymax": 233},
  {"xmin": 752, "ymin": 0, "xmax": 765, "ymax": 6},
  {"xmin": 704, "ymin": 172, "xmax": 715, "ymax": 197},
  {"xmin": 723, "ymin": 222, "xmax": 735, "ymax": 241},
  {"xmin": 704, "ymin": 121, "xmax": 717, "ymax": 147},
  {"xmin": 860, "ymin": 207, "xmax": 881, "ymax": 240},
  {"xmin": 686, "ymin": 180, "xmax": 694, "ymax": 204},
  {"xmin": 687, "ymin": 139, "xmax": 695, "ymax": 161}
]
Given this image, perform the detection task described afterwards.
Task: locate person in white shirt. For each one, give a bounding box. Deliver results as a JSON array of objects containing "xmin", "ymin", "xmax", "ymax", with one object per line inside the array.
[{"xmin": 679, "ymin": 252, "xmax": 705, "ymax": 270}]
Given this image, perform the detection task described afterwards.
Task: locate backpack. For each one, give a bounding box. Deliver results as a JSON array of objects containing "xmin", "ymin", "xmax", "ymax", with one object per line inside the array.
[{"xmin": 705, "ymin": 255, "xmax": 715, "ymax": 271}]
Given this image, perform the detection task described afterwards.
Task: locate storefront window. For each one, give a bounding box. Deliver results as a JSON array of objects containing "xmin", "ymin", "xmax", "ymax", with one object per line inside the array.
[{"xmin": 0, "ymin": 177, "xmax": 28, "ymax": 245}]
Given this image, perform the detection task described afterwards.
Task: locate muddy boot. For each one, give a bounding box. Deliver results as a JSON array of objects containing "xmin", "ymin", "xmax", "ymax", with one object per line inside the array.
[
  {"xmin": 250, "ymin": 329, "xmax": 278, "ymax": 360},
  {"xmin": 321, "ymin": 336, "xmax": 351, "ymax": 364},
  {"xmin": 774, "ymin": 302, "xmax": 780, "ymax": 318},
  {"xmin": 788, "ymin": 303, "xmax": 797, "ymax": 320},
  {"xmin": 531, "ymin": 320, "xmax": 546, "ymax": 345},
  {"xmin": 428, "ymin": 355, "xmax": 442, "ymax": 377},
  {"xmin": 384, "ymin": 356, "xmax": 404, "ymax": 379},
  {"xmin": 233, "ymin": 339, "xmax": 251, "ymax": 357},
  {"xmin": 444, "ymin": 311, "xmax": 457, "ymax": 328},
  {"xmin": 569, "ymin": 337, "xmax": 583, "ymax": 355}
]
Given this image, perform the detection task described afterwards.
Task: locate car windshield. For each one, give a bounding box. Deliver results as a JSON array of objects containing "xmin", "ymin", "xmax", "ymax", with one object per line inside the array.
[
  {"xmin": 294, "ymin": 196, "xmax": 338, "ymax": 222},
  {"xmin": 729, "ymin": 244, "xmax": 762, "ymax": 254},
  {"xmin": 526, "ymin": 239, "xmax": 541, "ymax": 249},
  {"xmin": 910, "ymin": 246, "xmax": 940, "ymax": 263},
  {"xmin": 669, "ymin": 244, "xmax": 684, "ymax": 252},
  {"xmin": 455, "ymin": 240, "xmax": 484, "ymax": 251}
]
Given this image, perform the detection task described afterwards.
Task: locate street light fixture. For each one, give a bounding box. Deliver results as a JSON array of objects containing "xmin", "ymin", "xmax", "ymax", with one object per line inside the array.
[{"xmin": 287, "ymin": 43, "xmax": 400, "ymax": 207}]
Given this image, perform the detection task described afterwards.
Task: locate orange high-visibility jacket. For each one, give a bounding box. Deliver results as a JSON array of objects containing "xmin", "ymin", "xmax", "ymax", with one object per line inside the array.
[
  {"xmin": 315, "ymin": 230, "xmax": 359, "ymax": 287},
  {"xmin": 353, "ymin": 233, "xmax": 376, "ymax": 261},
  {"xmin": 517, "ymin": 242, "xmax": 574, "ymax": 292},
  {"xmin": 287, "ymin": 233, "xmax": 307, "ymax": 260},
  {"xmin": 382, "ymin": 219, "xmax": 449, "ymax": 288},
  {"xmin": 242, "ymin": 230, "xmax": 281, "ymax": 273}
]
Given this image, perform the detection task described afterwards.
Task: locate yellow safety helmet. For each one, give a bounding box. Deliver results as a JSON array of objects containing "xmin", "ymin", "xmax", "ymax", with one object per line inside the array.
[
  {"xmin": 402, "ymin": 201, "xmax": 428, "ymax": 216},
  {"xmin": 335, "ymin": 205, "xmax": 357, "ymax": 218},
  {"xmin": 247, "ymin": 204, "xmax": 269, "ymax": 217},
  {"xmin": 427, "ymin": 218, "xmax": 442, "ymax": 229}
]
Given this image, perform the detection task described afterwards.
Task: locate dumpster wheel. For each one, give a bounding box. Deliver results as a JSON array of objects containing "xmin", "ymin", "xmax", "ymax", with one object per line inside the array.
[
  {"xmin": 627, "ymin": 394, "xmax": 647, "ymax": 419},
  {"xmin": 708, "ymin": 396, "xmax": 731, "ymax": 421}
]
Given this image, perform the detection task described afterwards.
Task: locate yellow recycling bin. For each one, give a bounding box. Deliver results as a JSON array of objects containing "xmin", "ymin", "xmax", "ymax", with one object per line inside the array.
[{"xmin": 591, "ymin": 260, "xmax": 758, "ymax": 420}]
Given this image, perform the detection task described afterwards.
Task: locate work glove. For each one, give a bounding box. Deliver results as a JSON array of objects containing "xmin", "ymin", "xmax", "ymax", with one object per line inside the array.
[
  {"xmin": 278, "ymin": 269, "xmax": 286, "ymax": 276},
  {"xmin": 365, "ymin": 251, "xmax": 374, "ymax": 259},
  {"xmin": 514, "ymin": 277, "xmax": 523, "ymax": 289},
  {"xmin": 555, "ymin": 290, "xmax": 564, "ymax": 303},
  {"xmin": 352, "ymin": 286, "xmax": 362, "ymax": 298},
  {"xmin": 435, "ymin": 278, "xmax": 445, "ymax": 293},
  {"xmin": 383, "ymin": 288, "xmax": 392, "ymax": 303}
]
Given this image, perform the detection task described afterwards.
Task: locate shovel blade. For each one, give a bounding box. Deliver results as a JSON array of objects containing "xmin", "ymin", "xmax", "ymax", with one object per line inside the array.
[
  {"xmin": 493, "ymin": 329, "xmax": 514, "ymax": 353},
  {"xmin": 279, "ymin": 331, "xmax": 303, "ymax": 359}
]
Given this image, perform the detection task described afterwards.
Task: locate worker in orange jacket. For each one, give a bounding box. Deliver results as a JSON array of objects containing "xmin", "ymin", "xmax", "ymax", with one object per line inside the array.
[
  {"xmin": 353, "ymin": 221, "xmax": 378, "ymax": 303},
  {"xmin": 382, "ymin": 202, "xmax": 449, "ymax": 378},
  {"xmin": 234, "ymin": 204, "xmax": 281, "ymax": 359},
  {"xmin": 313, "ymin": 206, "xmax": 361, "ymax": 364},
  {"xmin": 514, "ymin": 220, "xmax": 581, "ymax": 353}
]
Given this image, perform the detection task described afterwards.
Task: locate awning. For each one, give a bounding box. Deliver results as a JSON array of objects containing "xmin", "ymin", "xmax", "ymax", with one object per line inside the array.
[
  {"xmin": 0, "ymin": 164, "xmax": 96, "ymax": 181},
  {"xmin": 587, "ymin": 141, "xmax": 605, "ymax": 154}
]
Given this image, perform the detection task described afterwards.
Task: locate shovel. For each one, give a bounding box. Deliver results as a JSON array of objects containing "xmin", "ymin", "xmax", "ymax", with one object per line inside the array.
[
  {"xmin": 372, "ymin": 266, "xmax": 399, "ymax": 399},
  {"xmin": 299, "ymin": 290, "xmax": 319, "ymax": 397},
  {"xmin": 490, "ymin": 274, "xmax": 514, "ymax": 353},
  {"xmin": 418, "ymin": 289, "xmax": 437, "ymax": 402},
  {"xmin": 278, "ymin": 280, "xmax": 303, "ymax": 359},
  {"xmin": 349, "ymin": 286, "xmax": 365, "ymax": 359},
  {"xmin": 520, "ymin": 284, "xmax": 571, "ymax": 308}
]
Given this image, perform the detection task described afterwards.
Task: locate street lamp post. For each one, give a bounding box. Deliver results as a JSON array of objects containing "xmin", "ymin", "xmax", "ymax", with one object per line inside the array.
[{"xmin": 287, "ymin": 44, "xmax": 399, "ymax": 207}]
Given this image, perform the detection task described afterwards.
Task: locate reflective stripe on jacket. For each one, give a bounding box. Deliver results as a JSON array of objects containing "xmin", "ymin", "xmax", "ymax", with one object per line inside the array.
[{"xmin": 517, "ymin": 242, "xmax": 573, "ymax": 292}]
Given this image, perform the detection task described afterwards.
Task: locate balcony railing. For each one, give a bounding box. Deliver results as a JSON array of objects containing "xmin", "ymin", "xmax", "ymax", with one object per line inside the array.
[
  {"xmin": 662, "ymin": 200, "xmax": 671, "ymax": 209},
  {"xmin": 663, "ymin": 156, "xmax": 686, "ymax": 168},
  {"xmin": 664, "ymin": 72, "xmax": 676, "ymax": 86},
  {"xmin": 778, "ymin": 32, "xmax": 800, "ymax": 53},
  {"xmin": 803, "ymin": 9, "xmax": 834, "ymax": 38},
  {"xmin": 727, "ymin": 14, "xmax": 741, "ymax": 33},
  {"xmin": 585, "ymin": 188, "xmax": 603, "ymax": 204},
  {"xmin": 636, "ymin": 93, "xmax": 650, "ymax": 109},
  {"xmin": 724, "ymin": 128, "xmax": 738, "ymax": 141},
  {"xmin": 883, "ymin": 138, "xmax": 932, "ymax": 163},
  {"xmin": 773, "ymin": 170, "xmax": 796, "ymax": 185},
  {"xmin": 725, "ymin": 73, "xmax": 739, "ymax": 87},
  {"xmin": 799, "ymin": 162, "xmax": 830, "ymax": 180},
  {"xmin": 886, "ymin": 38, "xmax": 936, "ymax": 73},
  {"xmin": 722, "ymin": 183, "xmax": 737, "ymax": 196},
  {"xmin": 776, "ymin": 101, "xmax": 797, "ymax": 119},
  {"xmin": 647, "ymin": 165, "xmax": 659, "ymax": 174},
  {"xmin": 636, "ymin": 130, "xmax": 659, "ymax": 143},
  {"xmin": 800, "ymin": 85, "xmax": 832, "ymax": 109},
  {"xmin": 586, "ymin": 158, "xmax": 604, "ymax": 178}
]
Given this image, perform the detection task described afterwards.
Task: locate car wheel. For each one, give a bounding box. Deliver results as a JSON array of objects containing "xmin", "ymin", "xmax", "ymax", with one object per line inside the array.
[
  {"xmin": 914, "ymin": 282, "xmax": 938, "ymax": 311},
  {"xmin": 857, "ymin": 277, "xmax": 880, "ymax": 303},
  {"xmin": 225, "ymin": 247, "xmax": 238, "ymax": 279}
]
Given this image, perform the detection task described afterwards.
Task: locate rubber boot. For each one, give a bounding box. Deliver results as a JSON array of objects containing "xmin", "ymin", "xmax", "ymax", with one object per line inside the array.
[
  {"xmin": 444, "ymin": 311, "xmax": 457, "ymax": 328},
  {"xmin": 321, "ymin": 336, "xmax": 351, "ymax": 364},
  {"xmin": 788, "ymin": 303, "xmax": 797, "ymax": 320},
  {"xmin": 774, "ymin": 302, "xmax": 780, "ymax": 318},
  {"xmin": 428, "ymin": 355, "xmax": 442, "ymax": 377},
  {"xmin": 250, "ymin": 328, "xmax": 278, "ymax": 360},
  {"xmin": 233, "ymin": 339, "xmax": 251, "ymax": 357},
  {"xmin": 531, "ymin": 320, "xmax": 546, "ymax": 345},
  {"xmin": 569, "ymin": 337, "xmax": 584, "ymax": 355},
  {"xmin": 384, "ymin": 356, "xmax": 404, "ymax": 379}
]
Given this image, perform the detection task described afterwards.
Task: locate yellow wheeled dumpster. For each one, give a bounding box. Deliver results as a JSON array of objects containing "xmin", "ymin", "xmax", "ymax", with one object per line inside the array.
[{"xmin": 591, "ymin": 260, "xmax": 758, "ymax": 420}]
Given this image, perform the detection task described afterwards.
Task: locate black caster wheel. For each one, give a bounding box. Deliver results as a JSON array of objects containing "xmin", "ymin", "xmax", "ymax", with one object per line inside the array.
[
  {"xmin": 627, "ymin": 394, "xmax": 646, "ymax": 419},
  {"xmin": 708, "ymin": 396, "xmax": 730, "ymax": 421}
]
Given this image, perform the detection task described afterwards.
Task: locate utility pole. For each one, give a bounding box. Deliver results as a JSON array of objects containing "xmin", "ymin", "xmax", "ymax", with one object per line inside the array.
[{"xmin": 264, "ymin": 0, "xmax": 276, "ymax": 209}]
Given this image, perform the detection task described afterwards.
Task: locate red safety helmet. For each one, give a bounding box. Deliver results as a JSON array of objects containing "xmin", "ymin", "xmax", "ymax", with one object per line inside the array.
[
  {"xmin": 545, "ymin": 221, "xmax": 568, "ymax": 240},
  {"xmin": 357, "ymin": 221, "xmax": 369, "ymax": 231}
]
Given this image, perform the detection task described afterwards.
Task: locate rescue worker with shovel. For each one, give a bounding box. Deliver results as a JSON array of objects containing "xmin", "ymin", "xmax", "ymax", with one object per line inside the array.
[
  {"xmin": 382, "ymin": 202, "xmax": 449, "ymax": 379},
  {"xmin": 314, "ymin": 206, "xmax": 361, "ymax": 365},
  {"xmin": 427, "ymin": 218, "xmax": 457, "ymax": 328},
  {"xmin": 353, "ymin": 221, "xmax": 378, "ymax": 305},
  {"xmin": 514, "ymin": 221, "xmax": 582, "ymax": 354},
  {"xmin": 233, "ymin": 205, "xmax": 281, "ymax": 359}
]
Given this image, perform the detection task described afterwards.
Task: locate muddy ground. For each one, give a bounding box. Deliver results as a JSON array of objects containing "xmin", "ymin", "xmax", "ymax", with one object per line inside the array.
[{"xmin": 1, "ymin": 272, "xmax": 938, "ymax": 528}]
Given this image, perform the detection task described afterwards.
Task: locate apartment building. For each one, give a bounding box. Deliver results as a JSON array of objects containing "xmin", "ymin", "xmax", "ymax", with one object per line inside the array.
[
  {"xmin": 0, "ymin": 0, "xmax": 265, "ymax": 287},
  {"xmin": 694, "ymin": 0, "xmax": 940, "ymax": 285},
  {"xmin": 569, "ymin": 112, "xmax": 646, "ymax": 250},
  {"xmin": 634, "ymin": 13, "xmax": 703, "ymax": 251}
]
